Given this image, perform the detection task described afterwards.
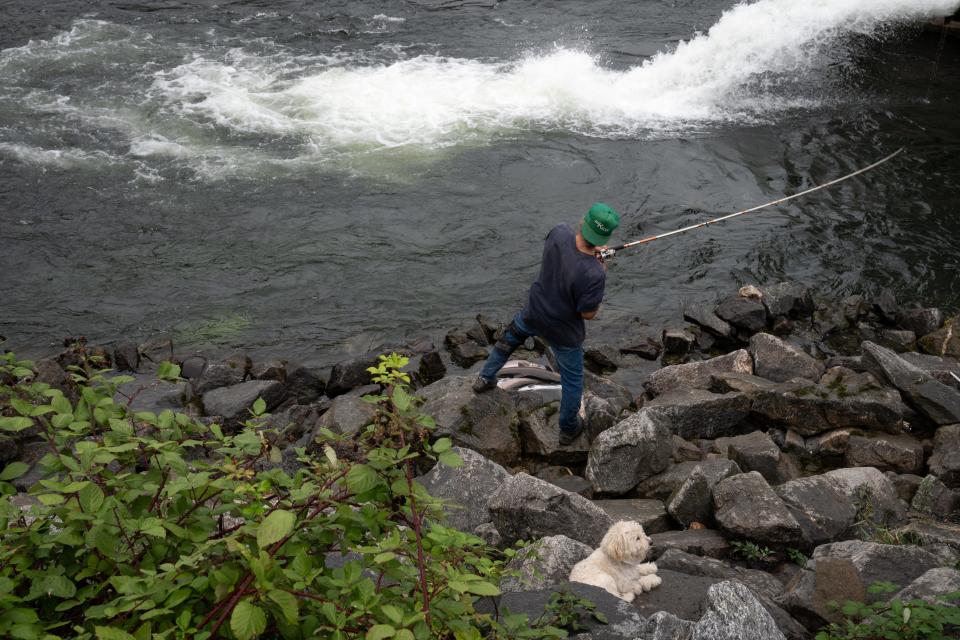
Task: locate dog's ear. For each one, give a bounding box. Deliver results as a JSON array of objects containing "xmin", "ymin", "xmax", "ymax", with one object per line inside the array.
[{"xmin": 601, "ymin": 522, "xmax": 627, "ymax": 561}]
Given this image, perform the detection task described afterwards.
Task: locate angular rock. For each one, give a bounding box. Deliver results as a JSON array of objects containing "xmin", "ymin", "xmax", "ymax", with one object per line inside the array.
[
  {"xmin": 642, "ymin": 611, "xmax": 695, "ymax": 640},
  {"xmin": 822, "ymin": 467, "xmax": 907, "ymax": 528},
  {"xmin": 715, "ymin": 296, "xmax": 768, "ymax": 333},
  {"xmin": 584, "ymin": 371, "xmax": 634, "ymax": 415},
  {"xmin": 316, "ymin": 395, "xmax": 376, "ymax": 437},
  {"xmin": 778, "ymin": 557, "xmax": 867, "ymax": 628},
  {"xmin": 760, "ymin": 282, "xmax": 815, "ymax": 319},
  {"xmin": 112, "ymin": 341, "xmax": 140, "ymax": 372},
  {"xmin": 844, "ymin": 433, "xmax": 924, "ymax": 474},
  {"xmin": 667, "ymin": 463, "xmax": 739, "ymax": 528},
  {"xmin": 419, "ymin": 376, "xmax": 520, "ymax": 467},
  {"xmin": 775, "ymin": 475, "xmax": 857, "ymax": 547},
  {"xmin": 326, "ymin": 353, "xmax": 381, "ymax": 397},
  {"xmin": 619, "ymin": 337, "xmax": 662, "ymax": 361},
  {"xmin": 929, "ymin": 424, "xmax": 960, "ymax": 487},
  {"xmin": 896, "ymin": 308, "xmax": 942, "ymax": 340},
  {"xmin": 448, "ymin": 341, "xmax": 489, "ymax": 368},
  {"xmin": 649, "ymin": 529, "xmax": 731, "ymax": 560},
  {"xmin": 879, "ymin": 329, "xmax": 916, "ymax": 353},
  {"xmin": 644, "ymin": 389, "xmax": 751, "ymax": 440},
  {"xmin": 420, "ymin": 447, "xmax": 510, "ymax": 533},
  {"xmin": 500, "ymin": 535, "xmax": 592, "ymax": 593},
  {"xmin": 283, "ymin": 364, "xmax": 326, "ymax": 404},
  {"xmin": 657, "ymin": 549, "xmax": 784, "ymax": 602},
  {"xmin": 691, "ymin": 581, "xmax": 786, "ymax": 640},
  {"xmin": 911, "ymin": 474, "xmax": 960, "ymax": 518},
  {"xmin": 585, "ymin": 410, "xmax": 672, "ymax": 495},
  {"xmin": 811, "ymin": 540, "xmax": 942, "ymax": 600},
  {"xmin": 202, "ymin": 380, "xmax": 284, "ymax": 422},
  {"xmin": 116, "ymin": 372, "xmax": 191, "ymax": 414},
  {"xmin": 749, "ymin": 333, "xmax": 824, "ymax": 383},
  {"xmin": 495, "ymin": 582, "xmax": 646, "ymax": 639},
  {"xmin": 662, "ymin": 328, "xmax": 696, "ymax": 357},
  {"xmin": 684, "ymin": 303, "xmax": 734, "ymax": 339},
  {"xmin": 645, "ymin": 350, "xmax": 753, "ymax": 398},
  {"xmin": 195, "ymin": 356, "xmax": 250, "ymax": 394},
  {"xmin": 713, "ymin": 472, "xmax": 802, "ymax": 544},
  {"xmin": 582, "ymin": 390, "xmax": 622, "ymax": 440},
  {"xmin": 885, "ymin": 471, "xmax": 923, "ymax": 504},
  {"xmin": 893, "ymin": 520, "xmax": 960, "ymax": 551},
  {"xmin": 488, "ymin": 473, "xmax": 613, "ymax": 547},
  {"xmin": 633, "ymin": 461, "xmax": 702, "ymax": 501},
  {"xmin": 252, "ymin": 360, "xmax": 286, "ymax": 381},
  {"xmin": 900, "ymin": 352, "xmax": 960, "ymax": 388},
  {"xmin": 895, "ymin": 567, "xmax": 960, "ymax": 605},
  {"xmin": 806, "ymin": 429, "xmax": 851, "ymax": 457},
  {"xmin": 749, "ymin": 370, "xmax": 905, "ymax": 436},
  {"xmin": 872, "ymin": 288, "xmax": 899, "ymax": 323},
  {"xmin": 406, "ymin": 349, "xmax": 446, "ymax": 388},
  {"xmin": 584, "ymin": 344, "xmax": 619, "ymax": 374},
  {"xmin": 593, "ymin": 499, "xmax": 671, "ymax": 534},
  {"xmin": 518, "ymin": 406, "xmax": 589, "ymax": 464},
  {"xmin": 673, "ymin": 435, "xmax": 704, "ymax": 462},
  {"xmin": 723, "ymin": 430, "xmax": 794, "ymax": 485},
  {"xmin": 918, "ymin": 315, "xmax": 960, "ymax": 359},
  {"xmin": 862, "ymin": 341, "xmax": 960, "ymax": 425}
]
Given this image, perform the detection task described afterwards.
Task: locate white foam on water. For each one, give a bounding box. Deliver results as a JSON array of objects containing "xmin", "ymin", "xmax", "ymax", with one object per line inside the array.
[
  {"xmin": 0, "ymin": 142, "xmax": 112, "ymax": 168},
  {"xmin": 149, "ymin": 0, "xmax": 960, "ymax": 153}
]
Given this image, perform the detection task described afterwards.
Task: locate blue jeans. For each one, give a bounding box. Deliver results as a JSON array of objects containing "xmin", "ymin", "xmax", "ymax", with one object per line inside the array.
[{"xmin": 479, "ymin": 312, "xmax": 583, "ymax": 434}]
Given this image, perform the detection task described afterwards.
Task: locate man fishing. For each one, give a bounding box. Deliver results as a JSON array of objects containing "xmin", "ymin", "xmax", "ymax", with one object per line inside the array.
[{"xmin": 472, "ymin": 203, "xmax": 620, "ymax": 446}]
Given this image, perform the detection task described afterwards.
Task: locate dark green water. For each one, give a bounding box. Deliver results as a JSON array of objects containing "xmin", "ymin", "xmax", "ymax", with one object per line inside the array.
[{"xmin": 1, "ymin": 0, "xmax": 958, "ymax": 364}]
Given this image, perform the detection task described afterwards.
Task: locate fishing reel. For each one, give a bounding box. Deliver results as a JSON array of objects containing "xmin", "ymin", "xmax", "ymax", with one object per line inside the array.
[{"xmin": 598, "ymin": 247, "xmax": 617, "ymax": 261}]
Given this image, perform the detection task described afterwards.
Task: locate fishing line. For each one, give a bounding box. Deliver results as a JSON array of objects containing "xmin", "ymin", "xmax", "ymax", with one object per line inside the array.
[{"xmin": 600, "ymin": 147, "xmax": 905, "ymax": 260}]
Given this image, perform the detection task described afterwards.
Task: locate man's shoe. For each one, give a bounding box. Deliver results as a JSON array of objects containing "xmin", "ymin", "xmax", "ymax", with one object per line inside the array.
[
  {"xmin": 472, "ymin": 375, "xmax": 497, "ymax": 393},
  {"xmin": 559, "ymin": 419, "xmax": 585, "ymax": 446}
]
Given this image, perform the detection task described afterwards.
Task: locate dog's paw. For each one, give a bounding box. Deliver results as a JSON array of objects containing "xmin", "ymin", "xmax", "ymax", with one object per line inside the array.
[
  {"xmin": 620, "ymin": 591, "xmax": 635, "ymax": 602},
  {"xmin": 638, "ymin": 574, "xmax": 662, "ymax": 592},
  {"xmin": 641, "ymin": 562, "xmax": 658, "ymax": 575}
]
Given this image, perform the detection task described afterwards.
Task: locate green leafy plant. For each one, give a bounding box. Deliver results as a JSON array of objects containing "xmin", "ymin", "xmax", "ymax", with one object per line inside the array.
[
  {"xmin": 729, "ymin": 540, "xmax": 775, "ymax": 564},
  {"xmin": 536, "ymin": 590, "xmax": 607, "ymax": 633},
  {"xmin": 0, "ymin": 350, "xmax": 564, "ymax": 639},
  {"xmin": 786, "ymin": 548, "xmax": 809, "ymax": 568},
  {"xmin": 815, "ymin": 582, "xmax": 960, "ymax": 640}
]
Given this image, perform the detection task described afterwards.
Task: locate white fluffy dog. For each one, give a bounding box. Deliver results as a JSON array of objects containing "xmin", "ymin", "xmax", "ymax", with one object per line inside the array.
[{"xmin": 568, "ymin": 520, "xmax": 661, "ymax": 602}]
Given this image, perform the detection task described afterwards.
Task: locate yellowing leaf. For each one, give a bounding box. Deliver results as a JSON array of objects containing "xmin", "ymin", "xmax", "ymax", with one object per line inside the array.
[{"xmin": 257, "ymin": 509, "xmax": 296, "ymax": 549}]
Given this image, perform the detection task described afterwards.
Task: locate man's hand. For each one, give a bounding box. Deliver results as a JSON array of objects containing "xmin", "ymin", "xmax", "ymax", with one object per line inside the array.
[{"xmin": 595, "ymin": 246, "xmax": 608, "ymax": 272}]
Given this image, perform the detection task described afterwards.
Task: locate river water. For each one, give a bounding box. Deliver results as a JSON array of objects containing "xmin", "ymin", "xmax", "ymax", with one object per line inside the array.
[{"xmin": 1, "ymin": 0, "xmax": 959, "ymax": 364}]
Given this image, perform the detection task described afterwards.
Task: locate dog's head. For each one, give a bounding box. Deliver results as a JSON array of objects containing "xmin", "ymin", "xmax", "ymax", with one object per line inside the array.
[{"xmin": 600, "ymin": 520, "xmax": 651, "ymax": 562}]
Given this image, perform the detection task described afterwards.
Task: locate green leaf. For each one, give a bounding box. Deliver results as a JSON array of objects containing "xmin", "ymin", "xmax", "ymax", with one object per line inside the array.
[
  {"xmin": 431, "ymin": 438, "xmax": 452, "ymax": 453},
  {"xmin": 395, "ymin": 630, "xmax": 414, "ymax": 640},
  {"xmin": 464, "ymin": 581, "xmax": 500, "ymax": 596},
  {"xmin": 374, "ymin": 552, "xmax": 396, "ymax": 564},
  {"xmin": 251, "ymin": 397, "xmax": 266, "ymax": 416},
  {"xmin": 346, "ymin": 464, "xmax": 379, "ymax": 495},
  {"xmin": 257, "ymin": 509, "xmax": 296, "ymax": 549},
  {"xmin": 95, "ymin": 627, "xmax": 136, "ymax": 640},
  {"xmin": 230, "ymin": 599, "xmax": 267, "ymax": 640},
  {"xmin": 438, "ymin": 450, "xmax": 462, "ymax": 468},
  {"xmin": 0, "ymin": 416, "xmax": 34, "ymax": 432},
  {"xmin": 366, "ymin": 625, "xmax": 396, "ymax": 640},
  {"xmin": 37, "ymin": 494, "xmax": 65, "ymax": 506},
  {"xmin": 380, "ymin": 605, "xmax": 403, "ymax": 625},
  {"xmin": 267, "ymin": 589, "xmax": 298, "ymax": 624},
  {"xmin": 156, "ymin": 362, "xmax": 181, "ymax": 381},
  {"xmin": 0, "ymin": 461, "xmax": 29, "ymax": 481},
  {"xmin": 392, "ymin": 387, "xmax": 411, "ymax": 413}
]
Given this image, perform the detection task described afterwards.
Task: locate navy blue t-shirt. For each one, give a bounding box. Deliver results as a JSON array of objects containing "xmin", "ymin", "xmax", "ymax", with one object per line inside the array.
[{"xmin": 522, "ymin": 224, "xmax": 606, "ymax": 348}]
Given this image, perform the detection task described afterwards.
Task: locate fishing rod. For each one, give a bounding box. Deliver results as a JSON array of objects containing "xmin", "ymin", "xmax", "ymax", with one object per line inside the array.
[{"xmin": 599, "ymin": 147, "xmax": 905, "ymax": 261}]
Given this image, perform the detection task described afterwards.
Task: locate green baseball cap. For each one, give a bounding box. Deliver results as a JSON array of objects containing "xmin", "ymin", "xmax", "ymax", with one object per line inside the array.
[{"xmin": 581, "ymin": 202, "xmax": 620, "ymax": 246}]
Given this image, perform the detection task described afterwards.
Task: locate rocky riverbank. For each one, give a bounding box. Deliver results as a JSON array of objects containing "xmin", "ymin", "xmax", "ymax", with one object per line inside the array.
[{"xmin": 4, "ymin": 282, "xmax": 960, "ymax": 639}]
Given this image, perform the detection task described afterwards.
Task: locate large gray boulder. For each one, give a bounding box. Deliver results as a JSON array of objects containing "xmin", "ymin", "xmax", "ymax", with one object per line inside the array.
[
  {"xmin": 419, "ymin": 376, "xmax": 521, "ymax": 466},
  {"xmin": 684, "ymin": 303, "xmax": 734, "ymax": 339},
  {"xmin": 649, "ymin": 529, "xmax": 731, "ymax": 560},
  {"xmin": 117, "ymin": 372, "xmax": 191, "ymax": 414},
  {"xmin": 775, "ymin": 475, "xmax": 858, "ymax": 547},
  {"xmin": 910, "ymin": 474, "xmax": 960, "ymax": 518},
  {"xmin": 862, "ymin": 341, "xmax": 960, "ymax": 425},
  {"xmin": 748, "ymin": 369, "xmax": 905, "ymax": 436},
  {"xmin": 419, "ymin": 447, "xmax": 510, "ymax": 533},
  {"xmin": 499, "ymin": 535, "xmax": 592, "ymax": 593},
  {"xmin": 822, "ymin": 467, "xmax": 908, "ymax": 527},
  {"xmin": 897, "ymin": 308, "xmax": 943, "ymax": 339},
  {"xmin": 844, "ymin": 433, "xmax": 925, "ymax": 474},
  {"xmin": 195, "ymin": 358, "xmax": 248, "ymax": 394},
  {"xmin": 895, "ymin": 567, "xmax": 960, "ymax": 605},
  {"xmin": 715, "ymin": 296, "xmax": 768, "ymax": 333},
  {"xmin": 749, "ymin": 333, "xmax": 824, "ymax": 383},
  {"xmin": 690, "ymin": 581, "xmax": 786, "ymax": 640},
  {"xmin": 656, "ymin": 549, "xmax": 784, "ymax": 602},
  {"xmin": 585, "ymin": 410, "xmax": 673, "ymax": 495},
  {"xmin": 667, "ymin": 462, "xmax": 740, "ymax": 528},
  {"xmin": 326, "ymin": 353, "xmax": 380, "ymax": 397},
  {"xmin": 759, "ymin": 282, "xmax": 814, "ymax": 319},
  {"xmin": 316, "ymin": 395, "xmax": 376, "ymax": 437},
  {"xmin": 713, "ymin": 472, "xmax": 802, "ymax": 544},
  {"xmin": 202, "ymin": 380, "xmax": 284, "ymax": 422},
  {"xmin": 778, "ymin": 557, "xmax": 868, "ymax": 628},
  {"xmin": 643, "ymin": 389, "xmax": 751, "ymax": 440},
  {"xmin": 929, "ymin": 424, "xmax": 960, "ymax": 487},
  {"xmin": 488, "ymin": 473, "xmax": 613, "ymax": 547},
  {"xmin": 642, "ymin": 612, "xmax": 696, "ymax": 640},
  {"xmin": 892, "ymin": 520, "xmax": 960, "ymax": 551},
  {"xmin": 634, "ymin": 460, "xmax": 740, "ymax": 501},
  {"xmin": 593, "ymin": 498, "xmax": 671, "ymax": 534},
  {"xmin": 518, "ymin": 406, "xmax": 589, "ymax": 464},
  {"xmin": 811, "ymin": 540, "xmax": 942, "ymax": 600},
  {"xmin": 721, "ymin": 430, "xmax": 796, "ymax": 485},
  {"xmin": 645, "ymin": 350, "xmax": 753, "ymax": 398}
]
